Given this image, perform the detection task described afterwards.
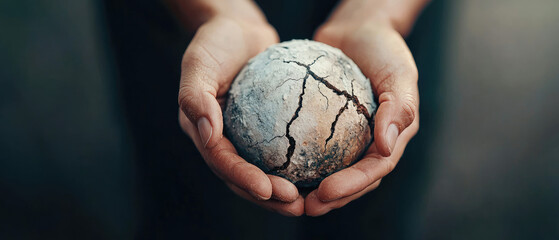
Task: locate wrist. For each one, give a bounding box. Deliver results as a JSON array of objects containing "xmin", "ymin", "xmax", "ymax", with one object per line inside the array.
[
  {"xmin": 321, "ymin": 1, "xmax": 395, "ymax": 32},
  {"xmin": 167, "ymin": 0, "xmax": 269, "ymax": 31},
  {"xmin": 321, "ymin": 0, "xmax": 428, "ymax": 37},
  {"xmin": 316, "ymin": 12, "xmax": 393, "ymax": 46}
]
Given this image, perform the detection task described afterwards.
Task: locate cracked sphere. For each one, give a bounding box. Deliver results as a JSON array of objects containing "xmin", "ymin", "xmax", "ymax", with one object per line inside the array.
[{"xmin": 224, "ymin": 39, "xmax": 377, "ymax": 187}]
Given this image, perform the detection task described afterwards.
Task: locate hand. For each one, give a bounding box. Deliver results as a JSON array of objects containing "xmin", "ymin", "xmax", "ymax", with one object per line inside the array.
[
  {"xmin": 177, "ymin": 13, "xmax": 304, "ymax": 216},
  {"xmin": 306, "ymin": 12, "xmax": 420, "ymax": 216}
]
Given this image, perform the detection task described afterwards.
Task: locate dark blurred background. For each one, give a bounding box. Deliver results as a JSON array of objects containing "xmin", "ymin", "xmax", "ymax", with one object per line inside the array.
[{"xmin": 1, "ymin": 0, "xmax": 558, "ymax": 239}]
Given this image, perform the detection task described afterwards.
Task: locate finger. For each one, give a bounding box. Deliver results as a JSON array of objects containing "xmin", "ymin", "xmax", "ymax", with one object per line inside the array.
[
  {"xmin": 182, "ymin": 109, "xmax": 292, "ymax": 203},
  {"xmin": 180, "ymin": 110, "xmax": 273, "ymax": 200},
  {"xmin": 305, "ymin": 179, "xmax": 381, "ymax": 217},
  {"xmin": 207, "ymin": 138, "xmax": 274, "ymax": 200},
  {"xmin": 178, "ymin": 17, "xmax": 278, "ymax": 149},
  {"xmin": 209, "ymin": 139, "xmax": 274, "ymax": 200},
  {"xmin": 227, "ymin": 183, "xmax": 304, "ymax": 217},
  {"xmin": 316, "ymin": 118, "xmax": 418, "ymax": 202},
  {"xmin": 268, "ymin": 174, "xmax": 299, "ymax": 203},
  {"xmin": 373, "ymin": 87, "xmax": 419, "ymax": 157}
]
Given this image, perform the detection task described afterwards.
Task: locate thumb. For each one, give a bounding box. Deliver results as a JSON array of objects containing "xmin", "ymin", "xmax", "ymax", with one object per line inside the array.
[
  {"xmin": 178, "ymin": 77, "xmax": 223, "ymax": 149},
  {"xmin": 374, "ymin": 88, "xmax": 419, "ymax": 157},
  {"xmin": 177, "ymin": 26, "xmax": 226, "ymax": 149}
]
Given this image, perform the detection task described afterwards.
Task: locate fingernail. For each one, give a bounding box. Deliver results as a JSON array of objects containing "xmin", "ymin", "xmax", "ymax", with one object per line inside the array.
[
  {"xmin": 197, "ymin": 117, "xmax": 212, "ymax": 148},
  {"xmin": 250, "ymin": 190, "xmax": 268, "ymax": 201},
  {"xmin": 386, "ymin": 124, "xmax": 399, "ymax": 154}
]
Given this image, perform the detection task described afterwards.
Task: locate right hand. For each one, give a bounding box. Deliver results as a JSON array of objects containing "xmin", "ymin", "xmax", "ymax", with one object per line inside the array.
[{"xmin": 178, "ymin": 15, "xmax": 304, "ymax": 216}]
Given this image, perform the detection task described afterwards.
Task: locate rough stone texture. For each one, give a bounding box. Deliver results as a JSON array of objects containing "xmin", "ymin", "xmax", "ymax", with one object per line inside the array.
[{"xmin": 224, "ymin": 40, "xmax": 377, "ymax": 187}]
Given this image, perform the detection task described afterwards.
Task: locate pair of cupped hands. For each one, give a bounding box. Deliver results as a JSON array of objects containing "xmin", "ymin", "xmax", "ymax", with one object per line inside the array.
[{"xmin": 178, "ymin": 3, "xmax": 419, "ymax": 217}]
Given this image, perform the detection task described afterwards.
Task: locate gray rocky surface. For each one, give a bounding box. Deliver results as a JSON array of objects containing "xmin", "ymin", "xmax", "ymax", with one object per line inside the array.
[{"xmin": 224, "ymin": 40, "xmax": 377, "ymax": 187}]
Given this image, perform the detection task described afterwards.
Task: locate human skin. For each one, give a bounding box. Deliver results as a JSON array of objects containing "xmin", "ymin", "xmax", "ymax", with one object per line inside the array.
[
  {"xmin": 305, "ymin": 0, "xmax": 429, "ymax": 216},
  {"xmin": 172, "ymin": 0, "xmax": 429, "ymax": 216}
]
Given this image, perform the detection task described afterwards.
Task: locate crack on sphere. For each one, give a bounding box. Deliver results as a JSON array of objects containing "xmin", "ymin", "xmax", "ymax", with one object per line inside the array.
[
  {"xmin": 325, "ymin": 100, "xmax": 349, "ymax": 149},
  {"xmin": 272, "ymin": 54, "xmax": 374, "ymax": 172},
  {"xmin": 224, "ymin": 40, "xmax": 377, "ymax": 187},
  {"xmin": 270, "ymin": 73, "xmax": 309, "ymax": 172},
  {"xmin": 282, "ymin": 56, "xmax": 375, "ymax": 138}
]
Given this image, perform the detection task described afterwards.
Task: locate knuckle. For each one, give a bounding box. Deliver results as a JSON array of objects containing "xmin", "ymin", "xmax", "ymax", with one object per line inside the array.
[
  {"xmin": 182, "ymin": 47, "xmax": 221, "ymax": 78},
  {"xmin": 209, "ymin": 141, "xmax": 226, "ymax": 160},
  {"xmin": 373, "ymin": 65, "xmax": 396, "ymax": 94},
  {"xmin": 177, "ymin": 84, "xmax": 200, "ymax": 119},
  {"xmin": 373, "ymin": 63, "xmax": 418, "ymax": 96},
  {"xmin": 378, "ymin": 90, "xmax": 396, "ymax": 105},
  {"xmin": 401, "ymin": 94, "xmax": 418, "ymax": 126},
  {"xmin": 353, "ymin": 164, "xmax": 373, "ymax": 184}
]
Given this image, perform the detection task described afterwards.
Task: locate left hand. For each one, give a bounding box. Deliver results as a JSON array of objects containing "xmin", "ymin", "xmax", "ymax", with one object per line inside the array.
[{"xmin": 305, "ymin": 15, "xmax": 420, "ymax": 216}]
